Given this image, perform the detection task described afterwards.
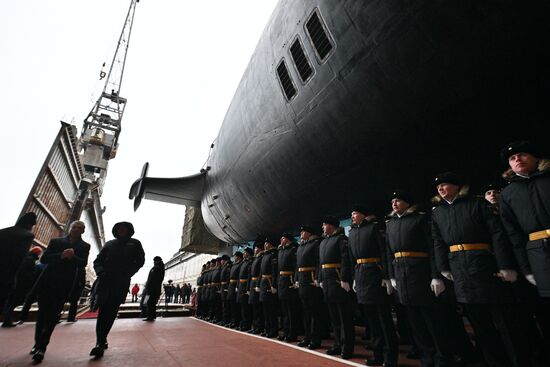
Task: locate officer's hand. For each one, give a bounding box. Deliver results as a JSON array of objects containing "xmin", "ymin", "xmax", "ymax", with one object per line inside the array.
[
  {"xmin": 246, "ymin": 291, "xmax": 250, "ymax": 295},
  {"xmin": 319, "ymin": 282, "xmax": 323, "ymax": 289},
  {"xmin": 254, "ymin": 287, "xmax": 260, "ymax": 292},
  {"xmin": 352, "ymin": 280, "xmax": 357, "ymax": 292},
  {"xmin": 294, "ymin": 281, "xmax": 299, "ymax": 288},
  {"xmin": 313, "ymin": 280, "xmax": 320, "ymax": 288},
  {"xmin": 270, "ymin": 286, "xmax": 277, "ymax": 294},
  {"xmin": 381, "ymin": 279, "xmax": 394, "ymax": 295},
  {"xmin": 390, "ymin": 278, "xmax": 398, "ymax": 290},
  {"xmin": 430, "ymin": 278, "xmax": 445, "ymax": 297},
  {"xmin": 61, "ymin": 248, "xmax": 75, "ymax": 259},
  {"xmin": 525, "ymin": 274, "xmax": 537, "ymax": 286},
  {"xmin": 498, "ymin": 269, "xmax": 517, "ymax": 283},
  {"xmin": 340, "ymin": 281, "xmax": 351, "ymax": 292},
  {"xmin": 441, "ymin": 271, "xmax": 454, "ymax": 281}
]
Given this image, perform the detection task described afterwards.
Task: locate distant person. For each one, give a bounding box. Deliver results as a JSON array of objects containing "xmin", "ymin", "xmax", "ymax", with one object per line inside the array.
[
  {"xmin": 131, "ymin": 284, "xmax": 140, "ymax": 303},
  {"xmin": 175, "ymin": 284, "xmax": 181, "ymax": 303},
  {"xmin": 1, "ymin": 246, "xmax": 43, "ymax": 327},
  {"xmin": 190, "ymin": 288, "xmax": 197, "ymax": 309},
  {"xmin": 30, "ymin": 221, "xmax": 90, "ymax": 363},
  {"xmin": 143, "ymin": 256, "xmax": 165, "ymax": 321},
  {"xmin": 164, "ymin": 280, "xmax": 174, "ymax": 303},
  {"xmin": 0, "ymin": 212, "xmax": 37, "ymax": 312},
  {"xmin": 90, "ymin": 222, "xmax": 145, "ymax": 358}
]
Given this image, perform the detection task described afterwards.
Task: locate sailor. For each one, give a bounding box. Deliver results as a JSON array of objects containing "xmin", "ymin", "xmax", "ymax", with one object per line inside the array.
[
  {"xmin": 259, "ymin": 236, "xmax": 279, "ymax": 338},
  {"xmin": 319, "ymin": 215, "xmax": 354, "ymax": 360},
  {"xmin": 219, "ymin": 254, "xmax": 232, "ymax": 326},
  {"xmin": 385, "ymin": 191, "xmax": 453, "ymax": 367},
  {"xmin": 277, "ymin": 232, "xmax": 299, "ymax": 342},
  {"xmin": 348, "ymin": 205, "xmax": 398, "ymax": 366},
  {"xmin": 295, "ymin": 225, "xmax": 323, "ymax": 350},
  {"xmin": 195, "ymin": 263, "xmax": 206, "ymax": 318},
  {"xmin": 431, "ymin": 172, "xmax": 525, "ymax": 366},
  {"xmin": 208, "ymin": 257, "xmax": 223, "ymax": 323},
  {"xmin": 227, "ymin": 251, "xmax": 243, "ymax": 328},
  {"xmin": 248, "ymin": 239, "xmax": 265, "ymax": 334},
  {"xmin": 482, "ymin": 183, "xmax": 502, "ymax": 209},
  {"xmin": 499, "ymin": 141, "xmax": 550, "ymax": 298},
  {"xmin": 237, "ymin": 247, "xmax": 253, "ymax": 331}
]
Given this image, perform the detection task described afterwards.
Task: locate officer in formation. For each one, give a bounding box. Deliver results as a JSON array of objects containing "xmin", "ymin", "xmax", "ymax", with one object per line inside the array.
[
  {"xmin": 220, "ymin": 254, "xmax": 232, "ymax": 325},
  {"xmin": 194, "ymin": 140, "xmax": 548, "ymax": 367},
  {"xmin": 237, "ymin": 247, "xmax": 253, "ymax": 331}
]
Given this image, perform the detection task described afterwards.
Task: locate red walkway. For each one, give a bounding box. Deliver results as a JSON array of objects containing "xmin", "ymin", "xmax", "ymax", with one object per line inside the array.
[{"xmin": 0, "ymin": 317, "xmax": 420, "ymax": 366}]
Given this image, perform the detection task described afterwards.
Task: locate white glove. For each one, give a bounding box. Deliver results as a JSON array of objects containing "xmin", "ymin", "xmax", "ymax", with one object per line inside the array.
[
  {"xmin": 390, "ymin": 278, "xmax": 398, "ymax": 290},
  {"xmin": 352, "ymin": 280, "xmax": 357, "ymax": 291},
  {"xmin": 499, "ymin": 269, "xmax": 518, "ymax": 283},
  {"xmin": 319, "ymin": 282, "xmax": 323, "ymax": 289},
  {"xmin": 313, "ymin": 280, "xmax": 320, "ymax": 288},
  {"xmin": 254, "ymin": 287, "xmax": 260, "ymax": 292},
  {"xmin": 294, "ymin": 281, "xmax": 299, "ymax": 288},
  {"xmin": 341, "ymin": 281, "xmax": 351, "ymax": 292},
  {"xmin": 270, "ymin": 286, "xmax": 277, "ymax": 294},
  {"xmin": 381, "ymin": 279, "xmax": 394, "ymax": 295},
  {"xmin": 525, "ymin": 274, "xmax": 537, "ymax": 286},
  {"xmin": 441, "ymin": 271, "xmax": 454, "ymax": 281},
  {"xmin": 430, "ymin": 278, "xmax": 446, "ymax": 297}
]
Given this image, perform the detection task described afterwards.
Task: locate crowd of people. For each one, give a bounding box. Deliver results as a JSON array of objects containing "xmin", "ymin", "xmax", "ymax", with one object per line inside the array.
[{"xmin": 195, "ymin": 140, "xmax": 549, "ymax": 367}]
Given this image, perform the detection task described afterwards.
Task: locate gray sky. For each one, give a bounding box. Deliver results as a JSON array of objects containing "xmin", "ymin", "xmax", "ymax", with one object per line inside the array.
[{"xmin": 0, "ymin": 0, "xmax": 279, "ymax": 282}]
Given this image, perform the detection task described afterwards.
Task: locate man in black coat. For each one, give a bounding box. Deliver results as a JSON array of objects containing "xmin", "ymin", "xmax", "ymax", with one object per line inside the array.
[
  {"xmin": 196, "ymin": 263, "xmax": 207, "ymax": 318},
  {"xmin": 143, "ymin": 256, "xmax": 165, "ymax": 321},
  {"xmin": 431, "ymin": 172, "xmax": 526, "ymax": 367},
  {"xmin": 227, "ymin": 251, "xmax": 243, "ymax": 328},
  {"xmin": 319, "ymin": 215, "xmax": 354, "ymax": 360},
  {"xmin": 237, "ymin": 248, "xmax": 253, "ymax": 331},
  {"xmin": 220, "ymin": 255, "xmax": 232, "ymax": 325},
  {"xmin": 0, "ymin": 212, "xmax": 36, "ymax": 312},
  {"xmin": 90, "ymin": 221, "xmax": 145, "ymax": 358},
  {"xmin": 31, "ymin": 220, "xmax": 90, "ymax": 363},
  {"xmin": 295, "ymin": 225, "xmax": 324, "ymax": 350},
  {"xmin": 248, "ymin": 241, "xmax": 265, "ymax": 334},
  {"xmin": 209, "ymin": 257, "xmax": 223, "ymax": 323},
  {"xmin": 259, "ymin": 237, "xmax": 279, "ymax": 338},
  {"xmin": 277, "ymin": 233, "xmax": 300, "ymax": 342},
  {"xmin": 348, "ymin": 206, "xmax": 398, "ymax": 366},
  {"xmin": 386, "ymin": 191, "xmax": 453, "ymax": 367},
  {"xmin": 499, "ymin": 141, "xmax": 550, "ymax": 298}
]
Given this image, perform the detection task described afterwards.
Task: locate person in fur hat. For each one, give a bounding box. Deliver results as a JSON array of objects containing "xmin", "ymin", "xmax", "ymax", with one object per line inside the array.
[
  {"xmin": 385, "ymin": 191, "xmax": 453, "ymax": 367},
  {"xmin": 348, "ymin": 205, "xmax": 398, "ymax": 366},
  {"xmin": 431, "ymin": 172, "xmax": 526, "ymax": 367}
]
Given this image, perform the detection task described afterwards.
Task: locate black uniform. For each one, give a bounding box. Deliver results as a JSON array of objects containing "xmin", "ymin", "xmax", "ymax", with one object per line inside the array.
[
  {"xmin": 35, "ymin": 236, "xmax": 90, "ymax": 353},
  {"xmin": 237, "ymin": 257, "xmax": 252, "ymax": 330},
  {"xmin": 196, "ymin": 270, "xmax": 205, "ymax": 317},
  {"xmin": 209, "ymin": 265, "xmax": 222, "ymax": 322},
  {"xmin": 296, "ymin": 235, "xmax": 324, "ymax": 347},
  {"xmin": 93, "ymin": 222, "xmax": 145, "ymax": 347},
  {"xmin": 220, "ymin": 262, "xmax": 231, "ymax": 324},
  {"xmin": 500, "ymin": 160, "xmax": 550, "ymax": 297},
  {"xmin": 227, "ymin": 259, "xmax": 242, "ymax": 327},
  {"xmin": 277, "ymin": 242, "xmax": 300, "ymax": 341},
  {"xmin": 259, "ymin": 247, "xmax": 278, "ymax": 337},
  {"xmin": 432, "ymin": 193, "xmax": 524, "ymax": 367},
  {"xmin": 386, "ymin": 207, "xmax": 453, "ymax": 367},
  {"xmin": 248, "ymin": 251, "xmax": 265, "ymax": 333},
  {"xmin": 349, "ymin": 217, "xmax": 398, "ymax": 366},
  {"xmin": 319, "ymin": 227, "xmax": 354, "ymax": 356},
  {"xmin": 67, "ymin": 266, "xmax": 86, "ymax": 321}
]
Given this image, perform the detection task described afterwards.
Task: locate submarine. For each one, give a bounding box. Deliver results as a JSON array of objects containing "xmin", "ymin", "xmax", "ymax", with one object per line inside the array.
[{"xmin": 130, "ymin": 0, "xmax": 550, "ymax": 244}]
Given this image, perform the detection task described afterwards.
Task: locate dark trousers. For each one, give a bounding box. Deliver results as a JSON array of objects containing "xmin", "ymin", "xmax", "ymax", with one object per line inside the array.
[
  {"xmin": 407, "ymin": 305, "xmax": 454, "ymax": 367},
  {"xmin": 281, "ymin": 299, "xmax": 295, "ymax": 337},
  {"xmin": 67, "ymin": 283, "xmax": 84, "ymax": 321},
  {"xmin": 230, "ymin": 299, "xmax": 241, "ymax": 326},
  {"xmin": 240, "ymin": 297, "xmax": 252, "ymax": 329},
  {"xmin": 327, "ymin": 301, "xmax": 355, "ymax": 354},
  {"xmin": 364, "ymin": 304, "xmax": 398, "ymax": 365},
  {"xmin": 131, "ymin": 294, "xmax": 138, "ymax": 302},
  {"xmin": 301, "ymin": 296, "xmax": 323, "ymax": 344},
  {"xmin": 464, "ymin": 303, "xmax": 526, "ymax": 367},
  {"xmin": 96, "ymin": 300, "xmax": 122, "ymax": 345},
  {"xmin": 2, "ymin": 287, "xmax": 27, "ymax": 324},
  {"xmin": 262, "ymin": 298, "xmax": 279, "ymax": 336},
  {"xmin": 251, "ymin": 302, "xmax": 264, "ymax": 331},
  {"xmin": 146, "ymin": 295, "xmax": 159, "ymax": 319},
  {"xmin": 34, "ymin": 293, "xmax": 66, "ymax": 351},
  {"xmin": 222, "ymin": 299, "xmax": 231, "ymax": 323}
]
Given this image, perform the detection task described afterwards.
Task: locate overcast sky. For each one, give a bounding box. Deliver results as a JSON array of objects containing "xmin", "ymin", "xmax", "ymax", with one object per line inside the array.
[{"xmin": 0, "ymin": 0, "xmax": 278, "ymax": 282}]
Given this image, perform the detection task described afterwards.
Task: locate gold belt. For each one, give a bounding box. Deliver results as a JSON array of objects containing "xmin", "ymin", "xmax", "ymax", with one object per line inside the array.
[
  {"xmin": 261, "ymin": 275, "xmax": 273, "ymax": 278},
  {"xmin": 321, "ymin": 263, "xmax": 341, "ymax": 269},
  {"xmin": 449, "ymin": 243, "xmax": 490, "ymax": 252},
  {"xmin": 229, "ymin": 279, "xmax": 238, "ymax": 284},
  {"xmin": 211, "ymin": 282, "xmax": 221, "ymax": 286},
  {"xmin": 394, "ymin": 251, "xmax": 429, "ymax": 258},
  {"xmin": 280, "ymin": 271, "xmax": 294, "ymax": 276},
  {"xmin": 251, "ymin": 277, "xmax": 259, "ymax": 281},
  {"xmin": 239, "ymin": 279, "xmax": 247, "ymax": 283},
  {"xmin": 298, "ymin": 267, "xmax": 316, "ymax": 272},
  {"xmin": 529, "ymin": 229, "xmax": 550, "ymax": 241},
  {"xmin": 356, "ymin": 257, "xmax": 381, "ymax": 264},
  {"xmin": 220, "ymin": 281, "xmax": 228, "ymax": 285}
]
